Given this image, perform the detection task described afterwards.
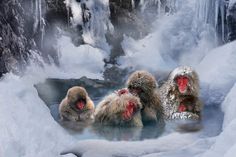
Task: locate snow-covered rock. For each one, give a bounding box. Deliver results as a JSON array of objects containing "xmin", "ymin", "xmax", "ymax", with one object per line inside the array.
[
  {"xmin": 197, "ymin": 41, "xmax": 236, "ymax": 105},
  {"xmin": 200, "ymin": 83, "xmax": 236, "ymax": 157}
]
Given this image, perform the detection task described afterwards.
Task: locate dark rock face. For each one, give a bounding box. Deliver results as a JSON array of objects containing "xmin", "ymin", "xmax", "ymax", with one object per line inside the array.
[
  {"xmin": 0, "ymin": 0, "xmax": 31, "ymax": 76},
  {"xmin": 227, "ymin": 1, "xmax": 236, "ymax": 41},
  {"xmin": 107, "ymin": 0, "xmax": 148, "ymax": 64},
  {"xmin": 0, "ymin": 0, "xmax": 61, "ymax": 77}
]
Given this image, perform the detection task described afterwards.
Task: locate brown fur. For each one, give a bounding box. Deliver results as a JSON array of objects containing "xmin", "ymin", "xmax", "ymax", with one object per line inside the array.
[
  {"xmin": 160, "ymin": 66, "xmax": 202, "ymax": 120},
  {"xmin": 59, "ymin": 86, "xmax": 95, "ymax": 122},
  {"xmin": 94, "ymin": 89, "xmax": 143, "ymax": 127},
  {"xmin": 126, "ymin": 70, "xmax": 164, "ymax": 124}
]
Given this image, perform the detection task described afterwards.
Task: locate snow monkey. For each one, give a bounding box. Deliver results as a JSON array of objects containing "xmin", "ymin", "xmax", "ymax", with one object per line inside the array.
[
  {"xmin": 94, "ymin": 88, "xmax": 143, "ymax": 127},
  {"xmin": 160, "ymin": 66, "xmax": 202, "ymax": 120},
  {"xmin": 59, "ymin": 86, "xmax": 95, "ymax": 122},
  {"xmin": 126, "ymin": 70, "xmax": 164, "ymax": 125}
]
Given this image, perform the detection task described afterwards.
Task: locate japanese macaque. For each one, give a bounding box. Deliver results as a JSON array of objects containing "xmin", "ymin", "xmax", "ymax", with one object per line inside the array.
[
  {"xmin": 59, "ymin": 86, "xmax": 95, "ymax": 122},
  {"xmin": 94, "ymin": 88, "xmax": 143, "ymax": 127},
  {"xmin": 160, "ymin": 66, "xmax": 202, "ymax": 120},
  {"xmin": 126, "ymin": 70, "xmax": 164, "ymax": 125}
]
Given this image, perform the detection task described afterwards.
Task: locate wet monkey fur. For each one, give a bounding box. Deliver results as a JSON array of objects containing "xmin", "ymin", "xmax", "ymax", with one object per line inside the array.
[
  {"xmin": 160, "ymin": 66, "xmax": 202, "ymax": 120},
  {"xmin": 59, "ymin": 86, "xmax": 95, "ymax": 122},
  {"xmin": 94, "ymin": 89, "xmax": 143, "ymax": 127},
  {"xmin": 126, "ymin": 70, "xmax": 164, "ymax": 125}
]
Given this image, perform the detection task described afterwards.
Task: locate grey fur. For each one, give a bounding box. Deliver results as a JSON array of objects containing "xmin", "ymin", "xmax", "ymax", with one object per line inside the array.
[
  {"xmin": 160, "ymin": 66, "xmax": 202, "ymax": 120},
  {"xmin": 126, "ymin": 70, "xmax": 164, "ymax": 124},
  {"xmin": 59, "ymin": 86, "xmax": 95, "ymax": 122},
  {"xmin": 94, "ymin": 90, "xmax": 143, "ymax": 127}
]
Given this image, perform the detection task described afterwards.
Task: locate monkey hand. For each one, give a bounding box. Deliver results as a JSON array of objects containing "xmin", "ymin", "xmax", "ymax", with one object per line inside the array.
[{"xmin": 172, "ymin": 112, "xmax": 199, "ymax": 120}]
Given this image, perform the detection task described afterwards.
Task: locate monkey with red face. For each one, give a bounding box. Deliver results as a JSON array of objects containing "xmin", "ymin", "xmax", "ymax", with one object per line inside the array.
[
  {"xmin": 59, "ymin": 86, "xmax": 95, "ymax": 122},
  {"xmin": 160, "ymin": 66, "xmax": 202, "ymax": 120},
  {"xmin": 94, "ymin": 89, "xmax": 143, "ymax": 127},
  {"xmin": 127, "ymin": 71, "xmax": 164, "ymax": 125}
]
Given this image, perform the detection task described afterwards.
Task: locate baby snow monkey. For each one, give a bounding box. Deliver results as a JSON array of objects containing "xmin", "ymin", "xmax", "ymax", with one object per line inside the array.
[
  {"xmin": 160, "ymin": 66, "xmax": 202, "ymax": 120},
  {"xmin": 59, "ymin": 86, "xmax": 95, "ymax": 122},
  {"xmin": 95, "ymin": 88, "xmax": 143, "ymax": 127}
]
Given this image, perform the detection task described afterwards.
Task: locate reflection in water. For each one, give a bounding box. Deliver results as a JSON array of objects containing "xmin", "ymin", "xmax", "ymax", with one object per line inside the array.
[
  {"xmin": 91, "ymin": 122, "xmax": 165, "ymax": 141},
  {"xmin": 49, "ymin": 101, "xmax": 223, "ymax": 141}
]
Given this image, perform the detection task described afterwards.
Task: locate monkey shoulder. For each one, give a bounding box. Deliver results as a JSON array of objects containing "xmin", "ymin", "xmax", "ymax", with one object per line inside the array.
[{"xmin": 86, "ymin": 97, "xmax": 95, "ymax": 110}]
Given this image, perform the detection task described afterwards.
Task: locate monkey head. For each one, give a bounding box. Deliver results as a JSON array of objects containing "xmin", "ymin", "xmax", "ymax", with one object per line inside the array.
[
  {"xmin": 127, "ymin": 71, "xmax": 157, "ymax": 102},
  {"xmin": 116, "ymin": 89, "xmax": 142, "ymax": 122},
  {"xmin": 169, "ymin": 66, "xmax": 199, "ymax": 96},
  {"xmin": 66, "ymin": 86, "xmax": 88, "ymax": 112},
  {"xmin": 95, "ymin": 89, "xmax": 143, "ymax": 126}
]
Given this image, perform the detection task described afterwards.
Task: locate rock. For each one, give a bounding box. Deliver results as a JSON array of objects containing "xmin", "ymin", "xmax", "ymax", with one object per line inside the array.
[
  {"xmin": 107, "ymin": 0, "xmax": 149, "ymax": 64},
  {"xmin": 0, "ymin": 0, "xmax": 61, "ymax": 76},
  {"xmin": 103, "ymin": 65, "xmax": 130, "ymax": 84},
  {"xmin": 35, "ymin": 77, "xmax": 123, "ymax": 106}
]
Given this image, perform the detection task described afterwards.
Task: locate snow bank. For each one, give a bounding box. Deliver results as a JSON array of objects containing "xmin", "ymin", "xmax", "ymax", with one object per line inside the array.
[
  {"xmin": 197, "ymin": 41, "xmax": 236, "ymax": 104},
  {"xmin": 0, "ymin": 35, "xmax": 108, "ymax": 157},
  {"xmin": 200, "ymin": 83, "xmax": 236, "ymax": 157},
  {"xmin": 57, "ymin": 36, "xmax": 106, "ymax": 79},
  {"xmin": 62, "ymin": 133, "xmax": 201, "ymax": 157},
  {"xmin": 0, "ymin": 73, "xmax": 75, "ymax": 157}
]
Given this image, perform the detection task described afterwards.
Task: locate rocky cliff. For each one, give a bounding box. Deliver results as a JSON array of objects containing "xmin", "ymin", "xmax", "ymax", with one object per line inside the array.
[{"xmin": 0, "ymin": 0, "xmax": 236, "ymax": 77}]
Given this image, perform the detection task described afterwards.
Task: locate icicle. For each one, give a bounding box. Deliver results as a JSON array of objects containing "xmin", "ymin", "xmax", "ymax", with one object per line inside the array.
[
  {"xmin": 33, "ymin": 0, "xmax": 39, "ymax": 33},
  {"xmin": 158, "ymin": 0, "xmax": 161, "ymax": 16},
  {"xmin": 131, "ymin": 0, "xmax": 135, "ymax": 9},
  {"xmin": 220, "ymin": 0, "xmax": 225, "ymax": 42},
  {"xmin": 215, "ymin": 0, "xmax": 220, "ymax": 28}
]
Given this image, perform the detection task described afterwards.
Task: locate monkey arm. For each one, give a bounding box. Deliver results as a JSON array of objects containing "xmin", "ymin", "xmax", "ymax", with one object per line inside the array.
[
  {"xmin": 63, "ymin": 109, "xmax": 80, "ymax": 122},
  {"xmin": 86, "ymin": 98, "xmax": 95, "ymax": 110},
  {"xmin": 131, "ymin": 112, "xmax": 143, "ymax": 127},
  {"xmin": 141, "ymin": 106, "xmax": 158, "ymax": 123},
  {"xmin": 171, "ymin": 112, "xmax": 199, "ymax": 120},
  {"xmin": 60, "ymin": 103, "xmax": 80, "ymax": 122}
]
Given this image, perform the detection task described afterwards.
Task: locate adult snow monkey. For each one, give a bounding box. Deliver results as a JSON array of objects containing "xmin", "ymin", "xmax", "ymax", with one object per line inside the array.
[
  {"xmin": 59, "ymin": 86, "xmax": 95, "ymax": 122},
  {"xmin": 94, "ymin": 88, "xmax": 143, "ymax": 127},
  {"xmin": 126, "ymin": 70, "xmax": 164, "ymax": 125},
  {"xmin": 160, "ymin": 66, "xmax": 202, "ymax": 120}
]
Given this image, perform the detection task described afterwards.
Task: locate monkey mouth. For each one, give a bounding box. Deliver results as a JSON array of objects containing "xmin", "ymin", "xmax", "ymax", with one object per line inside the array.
[
  {"xmin": 175, "ymin": 76, "xmax": 189, "ymax": 94},
  {"xmin": 75, "ymin": 99, "xmax": 86, "ymax": 110},
  {"xmin": 122, "ymin": 101, "xmax": 138, "ymax": 121}
]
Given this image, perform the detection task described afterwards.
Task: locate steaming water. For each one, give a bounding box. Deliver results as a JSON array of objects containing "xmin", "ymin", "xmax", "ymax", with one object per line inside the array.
[{"xmin": 49, "ymin": 98, "xmax": 223, "ymax": 141}]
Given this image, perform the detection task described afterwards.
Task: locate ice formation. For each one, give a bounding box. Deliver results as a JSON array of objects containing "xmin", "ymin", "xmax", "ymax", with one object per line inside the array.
[{"xmin": 65, "ymin": 0, "xmax": 113, "ymax": 51}]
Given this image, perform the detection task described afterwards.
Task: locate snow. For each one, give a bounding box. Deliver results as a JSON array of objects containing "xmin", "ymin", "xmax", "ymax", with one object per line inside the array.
[
  {"xmin": 229, "ymin": 0, "xmax": 236, "ymax": 7},
  {"xmin": 57, "ymin": 36, "xmax": 106, "ymax": 79},
  {"xmin": 0, "ymin": 74, "xmax": 75, "ymax": 157},
  {"xmin": 197, "ymin": 41, "xmax": 236, "ymax": 104},
  {"xmin": 65, "ymin": 0, "xmax": 113, "ymax": 51},
  {"xmin": 120, "ymin": 0, "xmax": 216, "ymax": 72},
  {"xmin": 1, "ymin": 0, "xmax": 236, "ymax": 156},
  {"xmin": 0, "ymin": 34, "xmax": 108, "ymax": 156}
]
